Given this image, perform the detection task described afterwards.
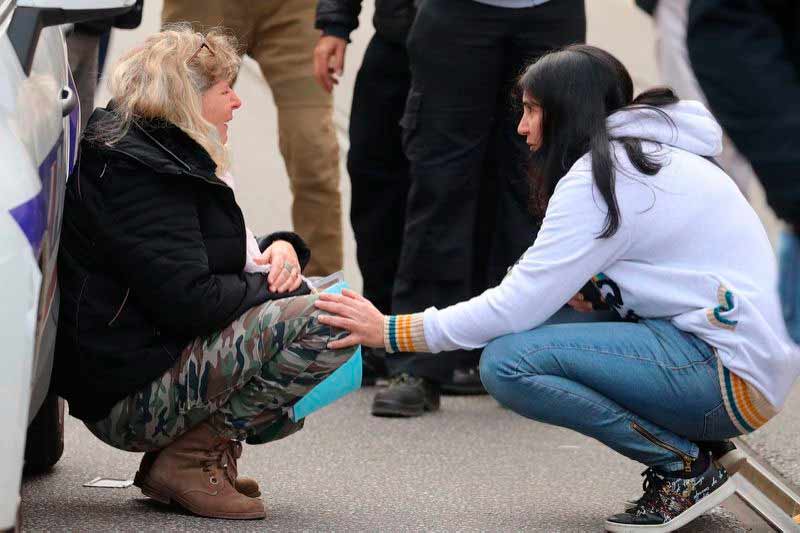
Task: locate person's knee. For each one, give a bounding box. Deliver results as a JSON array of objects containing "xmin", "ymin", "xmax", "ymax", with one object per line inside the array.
[
  {"xmin": 479, "ymin": 330, "xmax": 560, "ymax": 406},
  {"xmin": 479, "ymin": 335, "xmax": 520, "ymax": 400},
  {"xmin": 282, "ymin": 124, "xmax": 340, "ymax": 192}
]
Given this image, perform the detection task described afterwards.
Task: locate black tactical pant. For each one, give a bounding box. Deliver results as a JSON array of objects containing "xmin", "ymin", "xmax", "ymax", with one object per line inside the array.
[{"xmin": 390, "ymin": 0, "xmax": 586, "ymax": 382}]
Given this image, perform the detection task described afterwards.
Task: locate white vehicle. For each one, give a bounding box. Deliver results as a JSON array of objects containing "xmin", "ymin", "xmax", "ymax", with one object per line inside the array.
[{"xmin": 1, "ymin": 0, "xmax": 135, "ymax": 528}]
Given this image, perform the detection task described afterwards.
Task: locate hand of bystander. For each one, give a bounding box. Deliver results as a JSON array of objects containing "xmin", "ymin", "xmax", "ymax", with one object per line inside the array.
[{"xmin": 313, "ymin": 35, "xmax": 347, "ymax": 92}]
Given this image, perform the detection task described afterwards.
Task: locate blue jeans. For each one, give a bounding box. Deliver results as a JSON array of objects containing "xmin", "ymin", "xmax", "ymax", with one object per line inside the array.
[
  {"xmin": 779, "ymin": 230, "xmax": 800, "ymax": 343},
  {"xmin": 479, "ymin": 319, "xmax": 741, "ymax": 472}
]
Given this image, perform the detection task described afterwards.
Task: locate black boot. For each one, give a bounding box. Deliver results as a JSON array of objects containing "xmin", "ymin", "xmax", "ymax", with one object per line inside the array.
[
  {"xmin": 361, "ymin": 347, "xmax": 388, "ymax": 387},
  {"xmin": 607, "ymin": 452, "xmax": 734, "ymax": 532},
  {"xmin": 440, "ymin": 366, "xmax": 487, "ymax": 395},
  {"xmin": 371, "ymin": 374, "xmax": 440, "ymax": 417}
]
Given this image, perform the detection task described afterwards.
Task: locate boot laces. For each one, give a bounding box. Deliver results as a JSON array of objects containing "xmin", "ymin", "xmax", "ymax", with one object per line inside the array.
[
  {"xmin": 222, "ymin": 440, "xmax": 242, "ymax": 484},
  {"xmin": 388, "ymin": 373, "xmax": 418, "ymax": 386},
  {"xmin": 636, "ymin": 468, "xmax": 667, "ymax": 514},
  {"xmin": 201, "ymin": 442, "xmax": 229, "ymax": 485}
]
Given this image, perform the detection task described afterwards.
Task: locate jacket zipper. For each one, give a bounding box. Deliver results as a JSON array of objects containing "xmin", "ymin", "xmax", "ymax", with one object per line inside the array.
[
  {"xmin": 107, "ymin": 288, "xmax": 130, "ymax": 326},
  {"xmin": 630, "ymin": 421, "xmax": 693, "ymax": 474}
]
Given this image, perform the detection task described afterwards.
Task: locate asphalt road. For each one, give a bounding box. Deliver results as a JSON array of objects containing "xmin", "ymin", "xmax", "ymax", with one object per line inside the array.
[{"xmin": 24, "ymin": 383, "xmax": 793, "ymax": 532}]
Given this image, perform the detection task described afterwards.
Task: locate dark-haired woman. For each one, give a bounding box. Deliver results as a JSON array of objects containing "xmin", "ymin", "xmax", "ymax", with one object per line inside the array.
[{"xmin": 313, "ymin": 45, "xmax": 799, "ymax": 531}]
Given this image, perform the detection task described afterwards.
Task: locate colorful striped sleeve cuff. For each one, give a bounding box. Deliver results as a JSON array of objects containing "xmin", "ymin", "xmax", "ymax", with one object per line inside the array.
[
  {"xmin": 384, "ymin": 313, "xmax": 430, "ymax": 353},
  {"xmin": 717, "ymin": 360, "xmax": 777, "ymax": 434}
]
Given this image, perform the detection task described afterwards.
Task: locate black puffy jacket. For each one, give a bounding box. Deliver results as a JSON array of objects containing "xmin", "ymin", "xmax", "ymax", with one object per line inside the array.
[
  {"xmin": 54, "ymin": 107, "xmax": 310, "ymax": 422},
  {"xmin": 315, "ymin": 0, "xmax": 416, "ymax": 44}
]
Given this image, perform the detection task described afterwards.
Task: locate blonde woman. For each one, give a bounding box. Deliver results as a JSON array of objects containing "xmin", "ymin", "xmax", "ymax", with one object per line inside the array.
[{"xmin": 54, "ymin": 26, "xmax": 355, "ymax": 520}]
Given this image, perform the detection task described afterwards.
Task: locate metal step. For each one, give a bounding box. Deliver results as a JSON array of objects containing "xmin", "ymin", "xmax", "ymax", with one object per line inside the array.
[{"xmin": 718, "ymin": 438, "xmax": 800, "ymax": 531}]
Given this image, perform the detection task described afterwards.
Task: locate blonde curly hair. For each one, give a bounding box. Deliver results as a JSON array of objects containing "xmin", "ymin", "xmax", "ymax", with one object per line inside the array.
[{"xmin": 92, "ymin": 23, "xmax": 241, "ymax": 175}]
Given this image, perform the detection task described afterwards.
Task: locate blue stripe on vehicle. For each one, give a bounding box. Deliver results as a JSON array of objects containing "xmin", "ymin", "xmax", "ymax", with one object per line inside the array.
[
  {"xmin": 9, "ymin": 192, "xmax": 46, "ymax": 254},
  {"xmin": 8, "ymin": 136, "xmax": 61, "ymax": 256}
]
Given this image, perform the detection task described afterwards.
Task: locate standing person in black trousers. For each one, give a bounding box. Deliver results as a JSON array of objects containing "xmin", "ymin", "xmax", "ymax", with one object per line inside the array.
[
  {"xmin": 685, "ymin": 0, "xmax": 800, "ymax": 344},
  {"xmin": 636, "ymin": 0, "xmax": 800, "ymax": 344},
  {"xmin": 373, "ymin": 0, "xmax": 586, "ymax": 417},
  {"xmin": 313, "ymin": 0, "xmax": 416, "ymax": 387},
  {"xmin": 314, "ymin": 0, "xmax": 489, "ymax": 399}
]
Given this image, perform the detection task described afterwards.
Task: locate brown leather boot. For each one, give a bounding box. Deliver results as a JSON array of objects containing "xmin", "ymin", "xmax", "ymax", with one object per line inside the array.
[
  {"xmin": 137, "ymin": 441, "xmax": 262, "ymax": 498},
  {"xmin": 224, "ymin": 440, "xmax": 261, "ymax": 498},
  {"xmin": 133, "ymin": 422, "xmax": 266, "ymax": 519}
]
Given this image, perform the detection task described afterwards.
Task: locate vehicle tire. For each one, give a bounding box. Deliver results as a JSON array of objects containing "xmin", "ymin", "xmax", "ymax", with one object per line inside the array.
[{"xmin": 23, "ymin": 392, "xmax": 64, "ymax": 474}]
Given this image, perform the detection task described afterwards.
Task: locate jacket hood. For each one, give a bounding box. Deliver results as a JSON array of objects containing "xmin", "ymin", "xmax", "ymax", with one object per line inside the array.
[
  {"xmin": 607, "ymin": 100, "xmax": 723, "ymax": 158},
  {"xmin": 84, "ymin": 106, "xmax": 219, "ymax": 181}
]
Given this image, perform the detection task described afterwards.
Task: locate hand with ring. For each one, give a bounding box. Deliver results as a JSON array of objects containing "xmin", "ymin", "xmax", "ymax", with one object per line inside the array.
[{"xmin": 253, "ymin": 240, "xmax": 302, "ymax": 293}]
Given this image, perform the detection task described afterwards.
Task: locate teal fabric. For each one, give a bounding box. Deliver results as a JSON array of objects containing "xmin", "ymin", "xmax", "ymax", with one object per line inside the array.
[{"xmin": 289, "ymin": 281, "xmax": 363, "ymax": 421}]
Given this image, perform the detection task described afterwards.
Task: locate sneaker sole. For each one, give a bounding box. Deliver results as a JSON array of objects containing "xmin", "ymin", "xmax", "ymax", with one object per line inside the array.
[
  {"xmin": 371, "ymin": 398, "xmax": 438, "ymax": 417},
  {"xmin": 135, "ymin": 472, "xmax": 267, "ymax": 520},
  {"xmin": 606, "ymin": 477, "xmax": 736, "ymax": 532}
]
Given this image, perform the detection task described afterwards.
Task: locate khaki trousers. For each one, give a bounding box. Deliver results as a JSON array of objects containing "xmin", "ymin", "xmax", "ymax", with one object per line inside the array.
[
  {"xmin": 163, "ymin": 0, "xmax": 343, "ymax": 276},
  {"xmin": 66, "ymin": 30, "xmax": 101, "ymax": 131}
]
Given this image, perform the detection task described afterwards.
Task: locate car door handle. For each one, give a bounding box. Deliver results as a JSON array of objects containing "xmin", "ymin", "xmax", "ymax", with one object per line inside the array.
[{"xmin": 60, "ymin": 85, "xmax": 77, "ymax": 117}]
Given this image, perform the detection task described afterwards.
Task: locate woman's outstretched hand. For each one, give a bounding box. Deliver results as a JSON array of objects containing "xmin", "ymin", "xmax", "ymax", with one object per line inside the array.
[{"xmin": 314, "ymin": 289, "xmax": 385, "ymax": 350}]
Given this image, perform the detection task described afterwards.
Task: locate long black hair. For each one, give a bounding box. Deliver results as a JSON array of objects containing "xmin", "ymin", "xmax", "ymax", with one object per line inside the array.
[{"xmin": 518, "ymin": 44, "xmax": 678, "ymax": 238}]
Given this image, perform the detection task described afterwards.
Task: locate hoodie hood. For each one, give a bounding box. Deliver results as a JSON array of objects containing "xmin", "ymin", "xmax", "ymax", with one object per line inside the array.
[{"xmin": 607, "ymin": 100, "xmax": 723, "ymax": 158}]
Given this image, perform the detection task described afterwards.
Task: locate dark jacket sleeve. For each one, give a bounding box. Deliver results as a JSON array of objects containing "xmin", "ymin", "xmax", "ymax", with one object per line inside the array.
[
  {"xmin": 315, "ymin": 0, "xmax": 363, "ymax": 42},
  {"xmin": 634, "ymin": 0, "xmax": 658, "ymax": 15},
  {"xmin": 101, "ymin": 161, "xmax": 268, "ymax": 338},
  {"xmin": 74, "ymin": 0, "xmax": 143, "ymax": 34},
  {"xmin": 258, "ymin": 231, "xmax": 312, "ymax": 270}
]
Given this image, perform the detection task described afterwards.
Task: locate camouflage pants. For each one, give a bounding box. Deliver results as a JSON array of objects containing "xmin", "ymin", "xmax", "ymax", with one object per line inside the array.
[{"xmin": 87, "ymin": 294, "xmax": 355, "ymax": 452}]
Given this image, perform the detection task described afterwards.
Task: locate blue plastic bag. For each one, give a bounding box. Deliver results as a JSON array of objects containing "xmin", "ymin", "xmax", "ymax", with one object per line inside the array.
[{"xmin": 289, "ymin": 280, "xmax": 362, "ymax": 421}]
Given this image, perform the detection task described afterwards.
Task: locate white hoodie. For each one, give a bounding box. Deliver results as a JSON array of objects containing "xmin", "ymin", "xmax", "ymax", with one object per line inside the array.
[{"xmin": 422, "ymin": 101, "xmax": 800, "ymax": 410}]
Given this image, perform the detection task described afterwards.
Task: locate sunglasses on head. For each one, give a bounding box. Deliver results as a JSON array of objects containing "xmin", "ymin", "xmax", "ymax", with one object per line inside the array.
[{"xmin": 188, "ymin": 35, "xmax": 215, "ymax": 63}]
